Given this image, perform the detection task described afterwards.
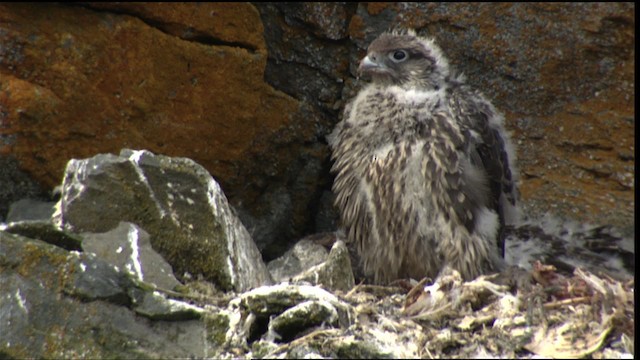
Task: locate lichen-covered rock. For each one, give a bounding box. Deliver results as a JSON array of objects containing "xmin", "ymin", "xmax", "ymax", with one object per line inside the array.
[
  {"xmin": 0, "ymin": 228, "xmax": 633, "ymax": 358},
  {"xmin": 267, "ymin": 234, "xmax": 355, "ymax": 292},
  {"xmin": 55, "ymin": 149, "xmax": 272, "ymax": 292},
  {"xmin": 268, "ymin": 300, "xmax": 340, "ymax": 342},
  {"xmin": 2, "ymin": 220, "xmax": 82, "ymax": 251},
  {"xmin": 237, "ymin": 283, "xmax": 351, "ymax": 321},
  {"xmin": 0, "ymin": 231, "xmax": 217, "ymax": 359}
]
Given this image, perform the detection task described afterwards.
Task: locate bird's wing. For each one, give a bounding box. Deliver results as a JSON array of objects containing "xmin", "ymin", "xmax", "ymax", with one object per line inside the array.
[{"xmin": 449, "ymin": 89, "xmax": 517, "ymax": 254}]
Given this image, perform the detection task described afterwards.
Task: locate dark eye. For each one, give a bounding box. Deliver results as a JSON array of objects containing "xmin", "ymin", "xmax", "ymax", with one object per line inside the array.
[{"xmin": 390, "ymin": 50, "xmax": 408, "ymax": 62}]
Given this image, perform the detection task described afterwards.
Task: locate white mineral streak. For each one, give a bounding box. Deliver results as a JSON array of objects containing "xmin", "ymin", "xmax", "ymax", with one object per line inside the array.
[
  {"xmin": 126, "ymin": 225, "xmax": 144, "ymax": 281},
  {"xmin": 127, "ymin": 150, "xmax": 168, "ymax": 219}
]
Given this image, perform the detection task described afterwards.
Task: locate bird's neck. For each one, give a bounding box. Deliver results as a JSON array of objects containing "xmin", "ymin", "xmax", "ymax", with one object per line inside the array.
[{"xmin": 385, "ymin": 84, "xmax": 447, "ymax": 107}]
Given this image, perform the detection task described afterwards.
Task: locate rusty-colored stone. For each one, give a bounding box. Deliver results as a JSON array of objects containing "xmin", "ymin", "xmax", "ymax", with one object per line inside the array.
[
  {"xmin": 0, "ymin": 2, "xmax": 297, "ymax": 195},
  {"xmin": 82, "ymin": 2, "xmax": 265, "ymax": 49}
]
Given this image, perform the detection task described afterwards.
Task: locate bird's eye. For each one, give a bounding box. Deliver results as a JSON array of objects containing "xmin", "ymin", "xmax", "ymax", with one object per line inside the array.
[{"xmin": 390, "ymin": 50, "xmax": 408, "ymax": 62}]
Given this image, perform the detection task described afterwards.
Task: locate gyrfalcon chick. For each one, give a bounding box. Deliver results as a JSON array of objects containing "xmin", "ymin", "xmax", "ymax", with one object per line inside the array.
[{"xmin": 329, "ymin": 29, "xmax": 519, "ymax": 284}]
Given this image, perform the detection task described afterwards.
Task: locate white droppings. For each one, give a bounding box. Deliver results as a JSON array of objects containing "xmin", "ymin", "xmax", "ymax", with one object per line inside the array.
[
  {"xmin": 128, "ymin": 149, "xmax": 145, "ymax": 163},
  {"xmin": 126, "ymin": 225, "xmax": 144, "ymax": 281},
  {"xmin": 80, "ymin": 263, "xmax": 87, "ymax": 272},
  {"xmin": 116, "ymin": 246, "xmax": 123, "ymax": 254},
  {"xmin": 186, "ymin": 197, "xmax": 195, "ymax": 205},
  {"xmin": 14, "ymin": 289, "xmax": 28, "ymax": 313}
]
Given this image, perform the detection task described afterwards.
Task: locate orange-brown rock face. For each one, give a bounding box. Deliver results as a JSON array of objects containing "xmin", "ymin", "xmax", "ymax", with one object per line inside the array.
[{"xmin": 0, "ymin": 3, "xmax": 297, "ymax": 196}]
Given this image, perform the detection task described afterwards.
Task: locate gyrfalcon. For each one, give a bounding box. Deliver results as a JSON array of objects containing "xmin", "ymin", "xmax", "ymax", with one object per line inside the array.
[{"xmin": 329, "ymin": 29, "xmax": 519, "ymax": 284}]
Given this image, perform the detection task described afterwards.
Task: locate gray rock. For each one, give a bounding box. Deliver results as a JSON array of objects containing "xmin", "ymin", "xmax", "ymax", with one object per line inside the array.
[
  {"xmin": 237, "ymin": 283, "xmax": 352, "ymax": 327},
  {"xmin": 2, "ymin": 220, "xmax": 82, "ymax": 251},
  {"xmin": 267, "ymin": 236, "xmax": 355, "ymax": 292},
  {"xmin": 0, "ymin": 157, "xmax": 48, "ymax": 223},
  {"xmin": 267, "ymin": 238, "xmax": 329, "ymax": 282},
  {"xmin": 81, "ymin": 221, "xmax": 182, "ymax": 291},
  {"xmin": 6, "ymin": 198, "xmax": 57, "ymax": 222},
  {"xmin": 55, "ymin": 149, "xmax": 272, "ymax": 292},
  {"xmin": 292, "ymin": 240, "xmax": 355, "ymax": 292},
  {"xmin": 133, "ymin": 291, "xmax": 204, "ymax": 321},
  {"xmin": 269, "ymin": 300, "xmax": 340, "ymax": 342},
  {"xmin": 0, "ymin": 231, "xmax": 219, "ymax": 359},
  {"xmin": 63, "ymin": 251, "xmax": 136, "ymax": 305}
]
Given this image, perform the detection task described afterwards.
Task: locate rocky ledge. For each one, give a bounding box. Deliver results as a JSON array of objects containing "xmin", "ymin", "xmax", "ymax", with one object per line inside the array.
[{"xmin": 0, "ymin": 150, "xmax": 634, "ymax": 358}]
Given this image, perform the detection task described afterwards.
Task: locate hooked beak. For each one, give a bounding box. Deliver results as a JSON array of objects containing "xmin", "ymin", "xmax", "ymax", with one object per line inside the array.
[{"xmin": 358, "ymin": 55, "xmax": 386, "ymax": 76}]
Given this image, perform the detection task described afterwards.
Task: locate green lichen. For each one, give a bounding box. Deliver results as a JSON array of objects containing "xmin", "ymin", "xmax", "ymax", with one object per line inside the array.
[{"xmin": 204, "ymin": 312, "xmax": 230, "ymax": 348}]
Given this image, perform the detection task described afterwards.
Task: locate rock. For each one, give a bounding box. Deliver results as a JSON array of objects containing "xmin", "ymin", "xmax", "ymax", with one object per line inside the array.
[
  {"xmin": 63, "ymin": 251, "xmax": 137, "ymax": 305},
  {"xmin": 237, "ymin": 283, "xmax": 352, "ymax": 324},
  {"xmin": 6, "ymin": 198, "xmax": 57, "ymax": 222},
  {"xmin": 269, "ymin": 300, "xmax": 340, "ymax": 342},
  {"xmin": 234, "ymin": 283, "xmax": 353, "ymax": 346},
  {"xmin": 55, "ymin": 149, "xmax": 272, "ymax": 292},
  {"xmin": 267, "ymin": 235, "xmax": 355, "ymax": 292},
  {"xmin": 133, "ymin": 291, "xmax": 204, "ymax": 321},
  {"xmin": 81, "ymin": 221, "xmax": 182, "ymax": 291},
  {"xmin": 82, "ymin": 2, "xmax": 265, "ymax": 48},
  {"xmin": 2, "ymin": 220, "xmax": 82, "ymax": 251},
  {"xmin": 267, "ymin": 238, "xmax": 329, "ymax": 282},
  {"xmin": 0, "ymin": 157, "xmax": 48, "ymax": 222},
  {"xmin": 0, "ymin": 227, "xmax": 633, "ymax": 358},
  {"xmin": 0, "ymin": 231, "xmax": 218, "ymax": 358},
  {"xmin": 314, "ymin": 190, "xmax": 340, "ymax": 233},
  {"xmin": 292, "ymin": 240, "xmax": 355, "ymax": 292}
]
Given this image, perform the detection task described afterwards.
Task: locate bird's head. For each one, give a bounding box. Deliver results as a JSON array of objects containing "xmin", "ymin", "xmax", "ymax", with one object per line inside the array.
[{"xmin": 358, "ymin": 29, "xmax": 452, "ymax": 90}]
